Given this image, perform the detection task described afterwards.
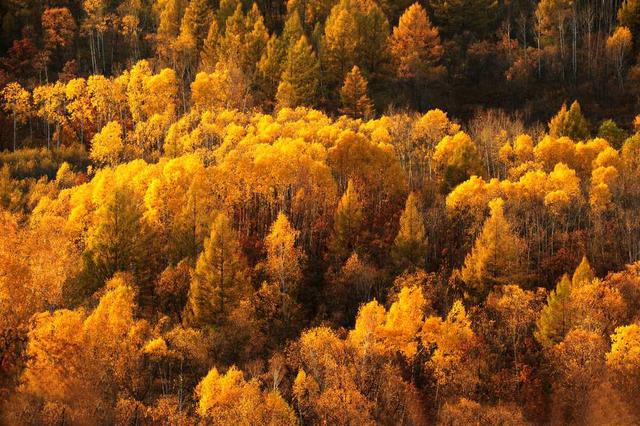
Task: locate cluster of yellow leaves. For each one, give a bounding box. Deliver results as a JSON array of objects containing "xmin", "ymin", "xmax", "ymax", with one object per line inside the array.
[
  {"xmin": 16, "ymin": 275, "xmax": 148, "ymax": 424},
  {"xmin": 349, "ymin": 286, "xmax": 427, "ymax": 359},
  {"xmin": 0, "ymin": 211, "xmax": 80, "ymax": 333},
  {"xmin": 195, "ymin": 366, "xmax": 296, "ymax": 425}
]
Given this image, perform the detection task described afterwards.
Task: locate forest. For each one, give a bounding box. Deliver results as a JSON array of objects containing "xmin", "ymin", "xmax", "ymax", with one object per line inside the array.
[{"xmin": 2, "ymin": 0, "xmax": 640, "ymax": 425}]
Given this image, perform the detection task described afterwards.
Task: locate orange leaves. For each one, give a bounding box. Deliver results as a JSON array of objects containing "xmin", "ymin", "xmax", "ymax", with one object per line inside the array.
[
  {"xmin": 20, "ymin": 275, "xmax": 149, "ymax": 424},
  {"xmin": 42, "ymin": 7, "xmax": 77, "ymax": 51},
  {"xmin": 265, "ymin": 213, "xmax": 304, "ymax": 297},
  {"xmin": 195, "ymin": 365, "xmax": 297, "ymax": 424},
  {"xmin": 339, "ymin": 66, "xmax": 374, "ymax": 120},
  {"xmin": 350, "ymin": 285, "xmax": 426, "ymax": 359},
  {"xmin": 390, "ymin": 3, "xmax": 443, "ymax": 80},
  {"xmin": 422, "ymin": 301, "xmax": 479, "ymax": 394}
]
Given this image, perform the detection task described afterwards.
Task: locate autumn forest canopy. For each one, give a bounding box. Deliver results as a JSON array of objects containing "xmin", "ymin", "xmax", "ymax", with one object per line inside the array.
[{"xmin": 4, "ymin": 0, "xmax": 640, "ymax": 425}]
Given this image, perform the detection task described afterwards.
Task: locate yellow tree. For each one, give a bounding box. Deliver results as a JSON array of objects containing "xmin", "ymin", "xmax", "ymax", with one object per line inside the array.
[
  {"xmin": 1, "ymin": 82, "xmax": 31, "ymax": 151},
  {"xmin": 571, "ymin": 278, "xmax": 627, "ymax": 337},
  {"xmin": 339, "ymin": 65, "xmax": 374, "ymax": 119},
  {"xmin": 33, "ymin": 82, "xmax": 67, "ymax": 149},
  {"xmin": 331, "ymin": 179, "xmax": 364, "ymax": 262},
  {"xmin": 65, "ymin": 78, "xmax": 95, "ymax": 146},
  {"xmin": 0, "ymin": 211, "xmax": 80, "ymax": 395},
  {"xmin": 12, "ymin": 275, "xmax": 148, "ymax": 425},
  {"xmin": 127, "ymin": 60, "xmax": 177, "ymax": 124},
  {"xmin": 185, "ymin": 212, "xmax": 249, "ymax": 327},
  {"xmin": 461, "ymin": 198, "xmax": 526, "ymax": 298},
  {"xmin": 488, "ymin": 285, "xmax": 538, "ymax": 377},
  {"xmin": 422, "ymin": 300, "xmax": 479, "ymax": 400},
  {"xmin": 144, "ymin": 154, "xmax": 214, "ymax": 262},
  {"xmin": 606, "ymin": 26, "xmax": 633, "ymax": 89},
  {"xmin": 82, "ymin": 0, "xmax": 111, "ymax": 74},
  {"xmin": 265, "ymin": 213, "xmax": 304, "ymax": 301},
  {"xmin": 196, "ymin": 366, "xmax": 296, "ymax": 425},
  {"xmin": 438, "ymin": 398, "xmax": 528, "ymax": 425},
  {"xmin": 432, "ymin": 131, "xmax": 483, "ymax": 192},
  {"xmin": 293, "ymin": 327, "xmax": 376, "ymax": 425},
  {"xmin": 90, "ymin": 121, "xmax": 125, "ymax": 167},
  {"xmin": 392, "ymin": 192, "xmax": 427, "ymax": 270},
  {"xmin": 572, "ymin": 256, "xmax": 595, "ymax": 287},
  {"xmin": 88, "ymin": 74, "xmax": 129, "ymax": 128},
  {"xmin": 607, "ymin": 324, "xmax": 640, "ymax": 412},
  {"xmin": 191, "ymin": 61, "xmax": 251, "ymax": 111}
]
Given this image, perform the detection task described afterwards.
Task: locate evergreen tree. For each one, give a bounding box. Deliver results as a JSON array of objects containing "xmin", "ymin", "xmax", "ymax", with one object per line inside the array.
[
  {"xmin": 339, "ymin": 65, "xmax": 374, "ymax": 119},
  {"xmin": 242, "ymin": 3, "xmax": 269, "ymax": 77},
  {"xmin": 428, "ymin": 0, "xmax": 497, "ymax": 38},
  {"xmin": 265, "ymin": 212, "xmax": 304, "ymax": 299},
  {"xmin": 564, "ymin": 101, "xmax": 591, "ymax": 141},
  {"xmin": 597, "ymin": 119, "xmax": 627, "ymax": 149},
  {"xmin": 321, "ymin": 0, "xmax": 389, "ymax": 88},
  {"xmin": 572, "ymin": 256, "xmax": 595, "ymax": 288},
  {"xmin": 217, "ymin": 0, "xmax": 241, "ymax": 31},
  {"xmin": 219, "ymin": 4, "xmax": 246, "ymax": 64},
  {"xmin": 389, "ymin": 3, "xmax": 443, "ymax": 81},
  {"xmin": 258, "ymin": 35, "xmax": 286, "ymax": 101},
  {"xmin": 180, "ymin": 0, "xmax": 213, "ymax": 51},
  {"xmin": 549, "ymin": 101, "xmax": 590, "ymax": 141},
  {"xmin": 535, "ymin": 274, "xmax": 573, "ymax": 347},
  {"xmin": 157, "ymin": 0, "xmax": 185, "ymax": 41},
  {"xmin": 321, "ymin": 3, "xmax": 359, "ymax": 87},
  {"xmin": 185, "ymin": 212, "xmax": 248, "ymax": 327},
  {"xmin": 461, "ymin": 198, "xmax": 526, "ymax": 298},
  {"xmin": 392, "ymin": 192, "xmax": 427, "ymax": 270},
  {"xmin": 276, "ymin": 36, "xmax": 320, "ymax": 109},
  {"xmin": 331, "ymin": 179, "xmax": 364, "ymax": 261},
  {"xmin": 281, "ymin": 10, "xmax": 305, "ymax": 51},
  {"xmin": 85, "ymin": 184, "xmax": 143, "ymax": 290},
  {"xmin": 200, "ymin": 19, "xmax": 220, "ymax": 72}
]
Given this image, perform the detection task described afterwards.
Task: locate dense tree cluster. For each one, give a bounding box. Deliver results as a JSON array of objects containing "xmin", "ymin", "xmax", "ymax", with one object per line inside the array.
[
  {"xmin": 2, "ymin": 0, "xmax": 640, "ymax": 150},
  {"xmin": 1, "ymin": 84, "xmax": 640, "ymax": 423},
  {"xmin": 3, "ymin": 1, "xmax": 640, "ymax": 425}
]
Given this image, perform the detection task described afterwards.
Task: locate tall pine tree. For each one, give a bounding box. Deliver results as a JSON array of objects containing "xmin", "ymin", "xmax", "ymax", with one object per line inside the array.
[
  {"xmin": 339, "ymin": 65, "xmax": 374, "ymax": 119},
  {"xmin": 392, "ymin": 192, "xmax": 427, "ymax": 270},
  {"xmin": 461, "ymin": 198, "xmax": 526, "ymax": 298},
  {"xmin": 185, "ymin": 212, "xmax": 248, "ymax": 327},
  {"xmin": 276, "ymin": 36, "xmax": 320, "ymax": 109}
]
